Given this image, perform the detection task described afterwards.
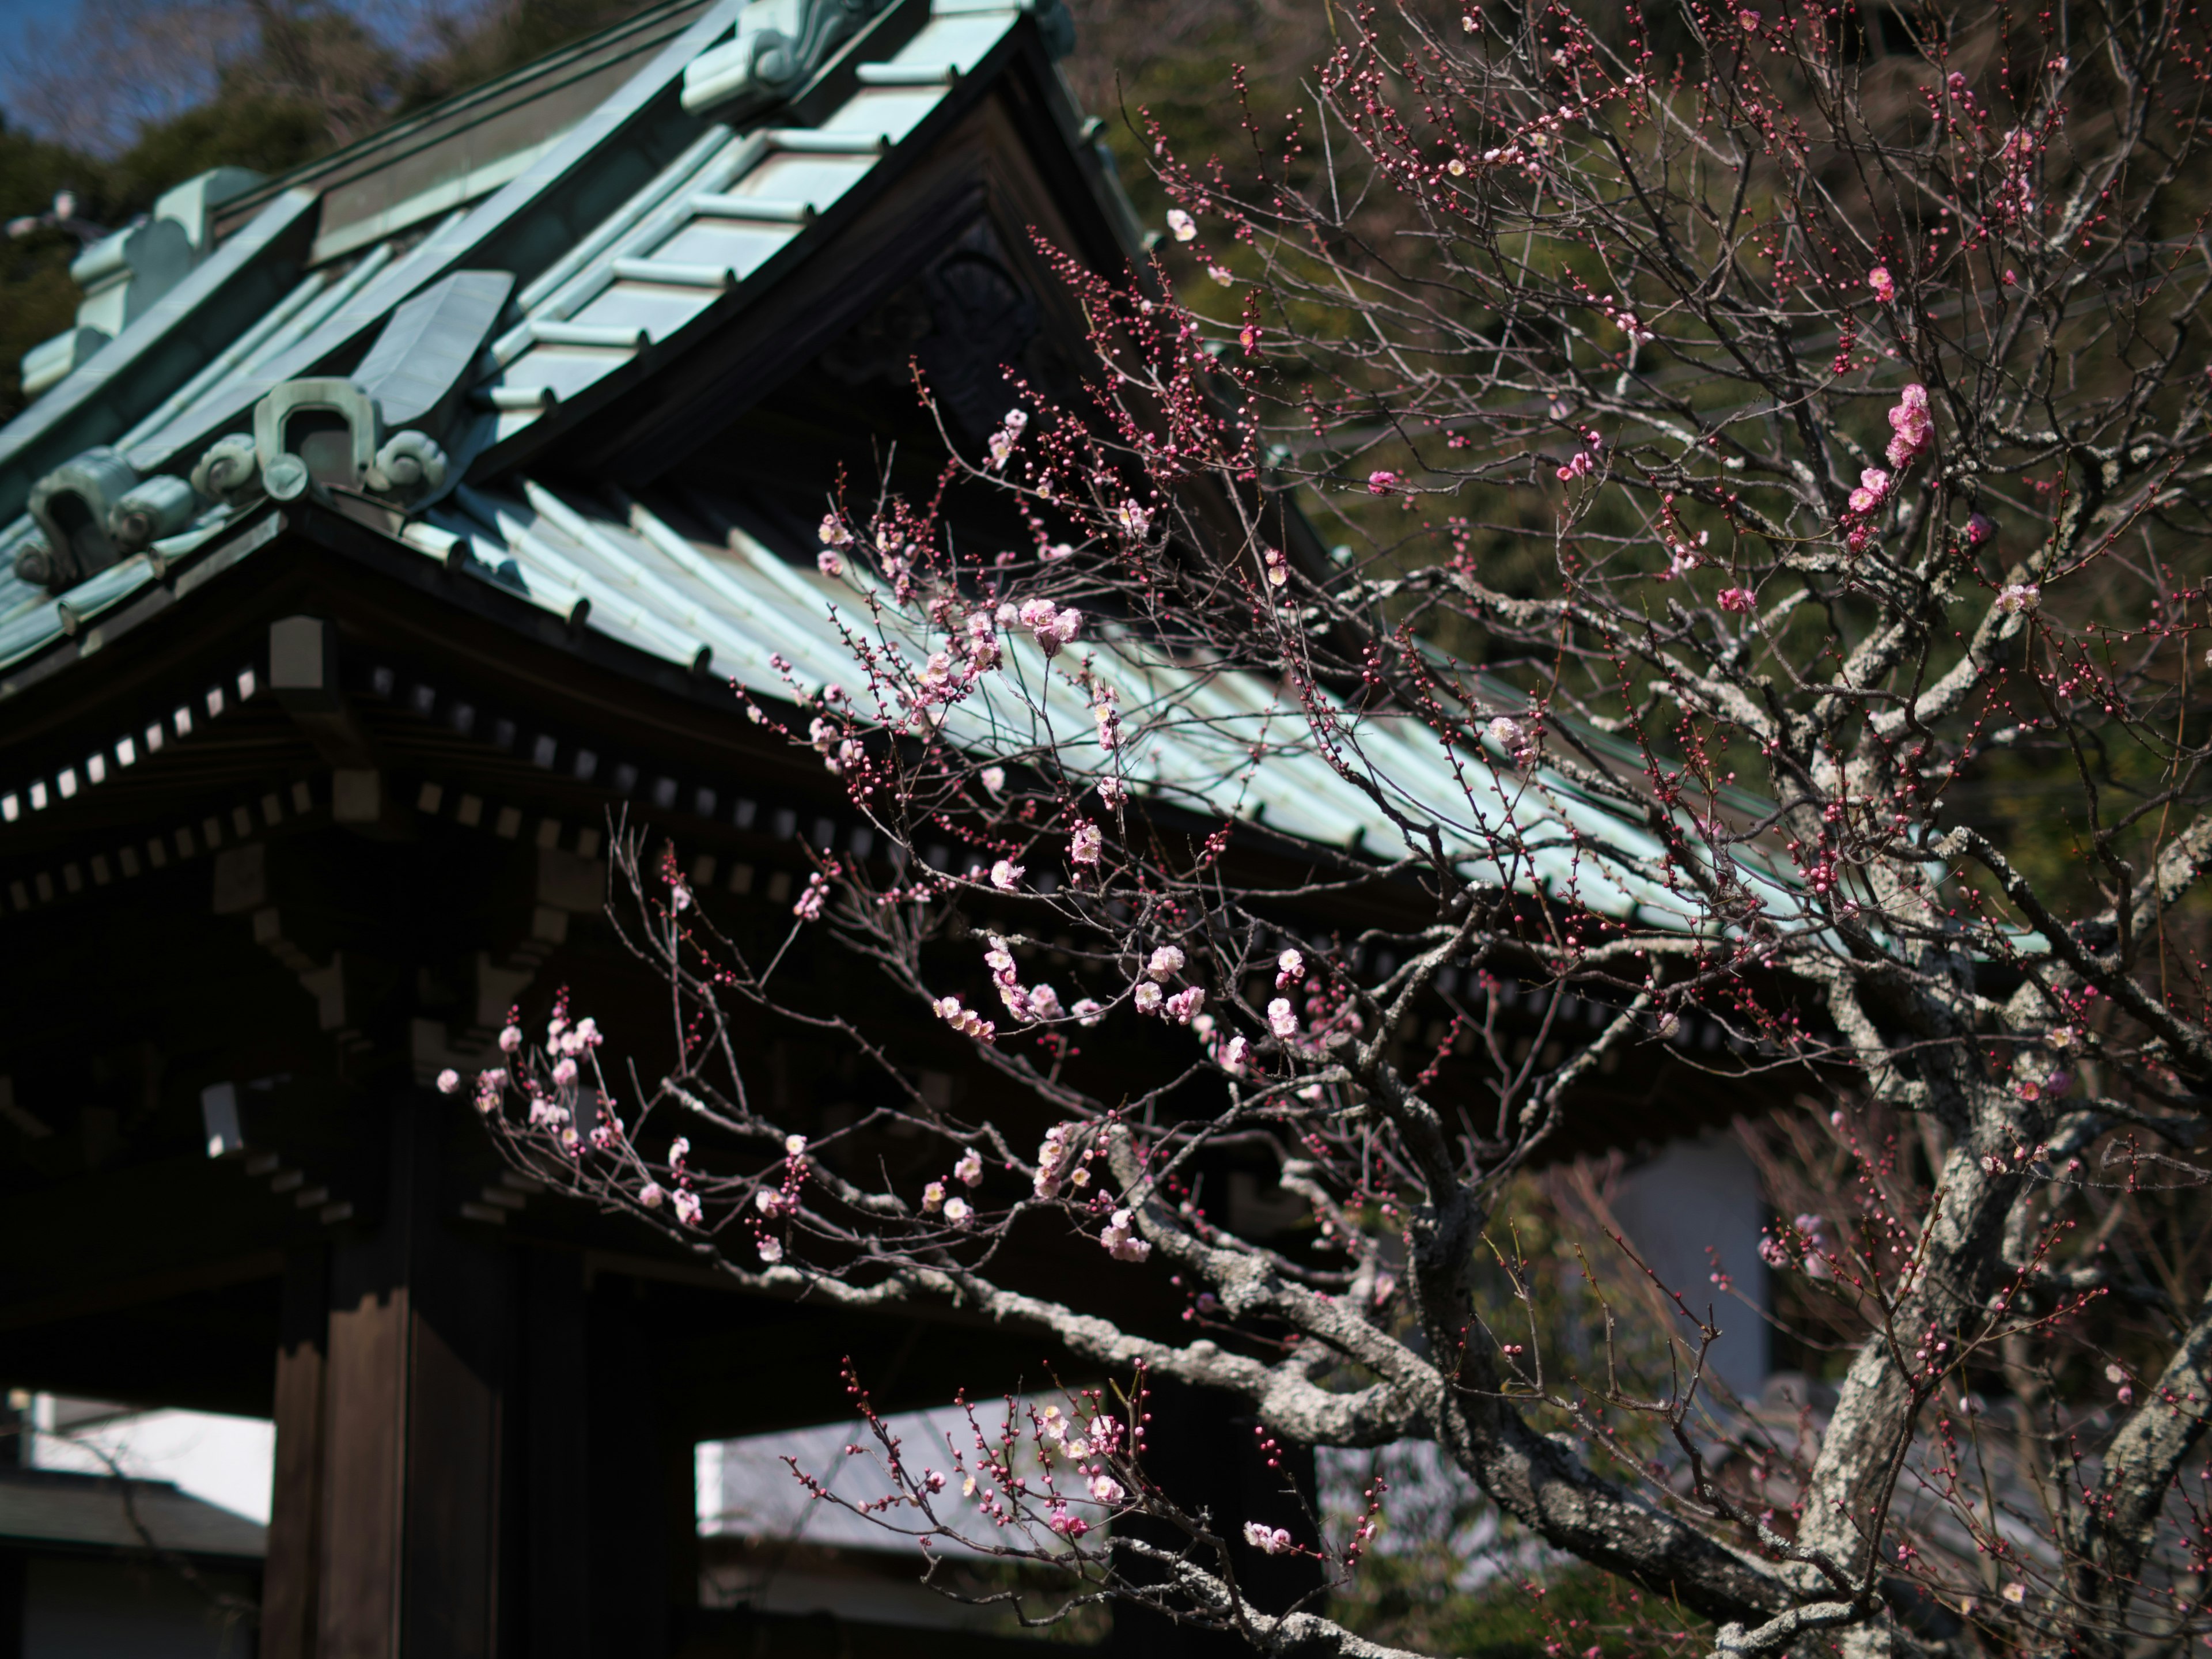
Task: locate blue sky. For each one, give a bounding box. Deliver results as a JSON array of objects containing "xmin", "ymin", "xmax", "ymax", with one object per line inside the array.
[{"xmin": 0, "ymin": 0, "xmax": 78, "ymax": 74}]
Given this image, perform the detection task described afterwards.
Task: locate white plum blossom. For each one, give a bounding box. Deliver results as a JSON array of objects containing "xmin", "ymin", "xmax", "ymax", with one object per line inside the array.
[
  {"xmin": 1070, "ymin": 820, "xmax": 1102, "ymax": 865},
  {"xmin": 785, "ymin": 1133, "xmax": 807, "ymax": 1157},
  {"xmin": 1028, "ymin": 983, "xmax": 1065, "ymax": 1020},
  {"xmin": 990, "ymin": 859, "xmax": 1025, "ymax": 891},
  {"xmin": 980, "ymin": 765, "xmax": 1006, "ymax": 794},
  {"xmin": 499, "ymin": 1025, "xmax": 522, "ymax": 1052},
  {"xmin": 1166, "ymin": 207, "xmax": 1196, "ymax": 240},
  {"xmin": 954, "ymin": 1149, "xmax": 984, "ymax": 1186},
  {"xmin": 552, "ymin": 1058, "xmax": 578, "ymax": 1086},
  {"xmin": 922, "ymin": 1180, "xmax": 946, "ymax": 1213},
  {"xmin": 1089, "ymin": 1475, "xmax": 1126, "ymax": 1504},
  {"xmin": 1996, "ymin": 582, "xmax": 2040, "ymax": 615},
  {"xmin": 1101, "ymin": 1208, "xmax": 1151, "ymax": 1261},
  {"xmin": 1134, "ymin": 982, "xmax": 1164, "ymax": 1014},
  {"xmin": 757, "ymin": 1235, "xmax": 783, "ymax": 1264},
  {"xmin": 1268, "ymin": 998, "xmax": 1298, "ymax": 1037},
  {"xmin": 1276, "ymin": 948, "xmax": 1304, "ymax": 987},
  {"xmin": 943, "ymin": 1196, "xmax": 974, "ymax": 1226},
  {"xmin": 1222, "ymin": 1034, "xmax": 1251, "ymax": 1073},
  {"xmin": 1098, "ymin": 775, "xmax": 1126, "ymax": 808},
  {"xmin": 818, "ymin": 513, "xmax": 851, "ymax": 547},
  {"xmin": 1034, "ymin": 1125, "xmax": 1078, "ymax": 1196},
  {"xmin": 437, "ymin": 1068, "xmax": 461, "ymax": 1094},
  {"xmin": 1243, "ymin": 1523, "xmax": 1294, "ymax": 1555},
  {"xmin": 1073, "ymin": 998, "xmax": 1105, "ymax": 1027},
  {"xmin": 1147, "ymin": 945, "xmax": 1186, "ymax": 981},
  {"xmin": 639, "ymin": 1181, "xmax": 665, "ymax": 1209},
  {"xmin": 1116, "ymin": 501, "xmax": 1151, "ymax": 540},
  {"xmin": 672, "ymin": 1190, "xmax": 702, "ymax": 1226}
]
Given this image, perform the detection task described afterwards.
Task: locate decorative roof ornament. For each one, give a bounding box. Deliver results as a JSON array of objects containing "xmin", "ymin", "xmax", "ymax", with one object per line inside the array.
[
  {"xmin": 191, "ymin": 435, "xmax": 260, "ymax": 510},
  {"xmin": 107, "ymin": 475, "xmax": 199, "ymax": 553},
  {"xmin": 14, "ymin": 169, "xmax": 263, "ymax": 403},
  {"xmin": 682, "ymin": 0, "xmax": 896, "ymax": 120},
  {"xmin": 20, "ymin": 446, "xmax": 138, "ymax": 590}
]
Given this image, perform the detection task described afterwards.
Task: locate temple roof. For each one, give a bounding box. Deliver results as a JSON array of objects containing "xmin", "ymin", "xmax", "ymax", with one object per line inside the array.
[{"xmin": 0, "ymin": 0, "xmax": 1800, "ymax": 941}]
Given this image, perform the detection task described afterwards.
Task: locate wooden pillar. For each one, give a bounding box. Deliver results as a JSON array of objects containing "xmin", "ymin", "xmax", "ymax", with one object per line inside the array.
[
  {"xmin": 267, "ymin": 1092, "xmax": 512, "ymax": 1659},
  {"xmin": 584, "ymin": 1285, "xmax": 683, "ymax": 1657},
  {"xmin": 518, "ymin": 1252, "xmax": 590, "ymax": 1659},
  {"xmin": 263, "ymin": 1247, "xmax": 330, "ymax": 1659},
  {"xmin": 1109, "ymin": 1380, "xmax": 1323, "ymax": 1659}
]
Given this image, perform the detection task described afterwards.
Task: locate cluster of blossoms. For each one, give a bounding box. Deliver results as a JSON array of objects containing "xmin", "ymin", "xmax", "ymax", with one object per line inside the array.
[
  {"xmin": 637, "ymin": 1137, "xmax": 704, "ymax": 1226},
  {"xmin": 1485, "ymin": 714, "xmax": 1537, "ymax": 766},
  {"xmin": 1131, "ymin": 944, "xmax": 1206, "ymax": 1024},
  {"xmin": 1012, "ymin": 596, "xmax": 1082, "ymax": 656},
  {"xmin": 1838, "ymin": 384, "xmax": 1934, "ymax": 551},
  {"xmin": 1100, "ymin": 1206, "xmax": 1152, "ymax": 1262},
  {"xmin": 1092, "ymin": 685, "xmax": 1121, "ymax": 751},
  {"xmin": 816, "ymin": 512, "xmax": 850, "ymax": 576},
  {"xmin": 1659, "ymin": 527, "xmax": 1709, "ymax": 580},
  {"xmin": 1069, "ymin": 819, "xmax": 1102, "ymax": 867},
  {"xmin": 1995, "ymin": 582, "xmax": 2041, "ymax": 616},
  {"xmin": 793, "ymin": 871, "xmax": 828, "ymax": 920},
  {"xmin": 919, "ymin": 1145, "xmax": 986, "ymax": 1227},
  {"xmin": 1554, "ymin": 428, "xmax": 1603, "ymax": 482},
  {"xmin": 1868, "ymin": 264, "xmax": 1897, "ymax": 303},
  {"xmin": 1594, "ymin": 296, "xmax": 1654, "ymax": 344},
  {"xmin": 1243, "ymin": 1522, "xmax": 1296, "ymax": 1555},
  {"xmin": 932, "ymin": 994, "xmax": 996, "ymax": 1043},
  {"xmin": 984, "ymin": 408, "xmax": 1028, "ymax": 469},
  {"xmin": 983, "ymin": 933, "xmax": 1066, "ymax": 1023},
  {"xmin": 1032, "ymin": 1122, "xmax": 1097, "ymax": 1199},
  {"xmin": 1758, "ymin": 1213, "xmax": 1831, "ymax": 1278},
  {"xmin": 808, "ymin": 714, "xmax": 862, "ymax": 777},
  {"xmin": 1885, "ymin": 382, "xmax": 1933, "ymax": 468}
]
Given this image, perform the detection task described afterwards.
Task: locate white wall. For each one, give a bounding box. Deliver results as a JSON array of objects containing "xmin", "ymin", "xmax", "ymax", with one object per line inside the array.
[
  {"xmin": 29, "ymin": 1399, "xmax": 275, "ymax": 1524},
  {"xmin": 1605, "ymin": 1133, "xmax": 1770, "ymax": 1403}
]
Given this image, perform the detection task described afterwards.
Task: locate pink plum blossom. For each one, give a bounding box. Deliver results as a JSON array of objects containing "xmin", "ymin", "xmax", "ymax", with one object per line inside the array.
[
  {"xmin": 640, "ymin": 1181, "xmax": 665, "ymax": 1209},
  {"xmin": 1268, "ymin": 998, "xmax": 1298, "ymax": 1037},
  {"xmin": 1277, "ymin": 948, "xmax": 1305, "ymax": 986},
  {"xmin": 955, "ymin": 1149, "xmax": 984, "ymax": 1186},
  {"xmin": 990, "ymin": 859, "xmax": 1025, "ymax": 891},
  {"xmin": 437, "ymin": 1068, "xmax": 461, "ymax": 1094},
  {"xmin": 1996, "ymin": 582, "xmax": 2040, "ymax": 615},
  {"xmin": 1244, "ymin": 1523, "xmax": 1294, "ymax": 1555},
  {"xmin": 1868, "ymin": 265, "xmax": 1896, "ymax": 302},
  {"xmin": 1101, "ymin": 1208, "xmax": 1151, "ymax": 1261},
  {"xmin": 1718, "ymin": 587, "xmax": 1756, "ymax": 613},
  {"xmin": 1368, "ymin": 469, "xmax": 1401, "ymax": 495},
  {"xmin": 794, "ymin": 873, "xmax": 828, "ymax": 919},
  {"xmin": 672, "ymin": 1190, "xmax": 702, "ymax": 1226},
  {"xmin": 1847, "ymin": 468, "xmax": 1892, "ymax": 514},
  {"xmin": 1147, "ymin": 945, "xmax": 1185, "ymax": 981},
  {"xmin": 1070, "ymin": 820, "xmax": 1102, "ymax": 865}
]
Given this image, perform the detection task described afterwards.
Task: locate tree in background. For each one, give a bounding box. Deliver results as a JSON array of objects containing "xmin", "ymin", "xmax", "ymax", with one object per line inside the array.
[
  {"xmin": 0, "ymin": 0, "xmax": 653, "ymax": 418},
  {"xmin": 464, "ymin": 1, "xmax": 2212, "ymax": 1656}
]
